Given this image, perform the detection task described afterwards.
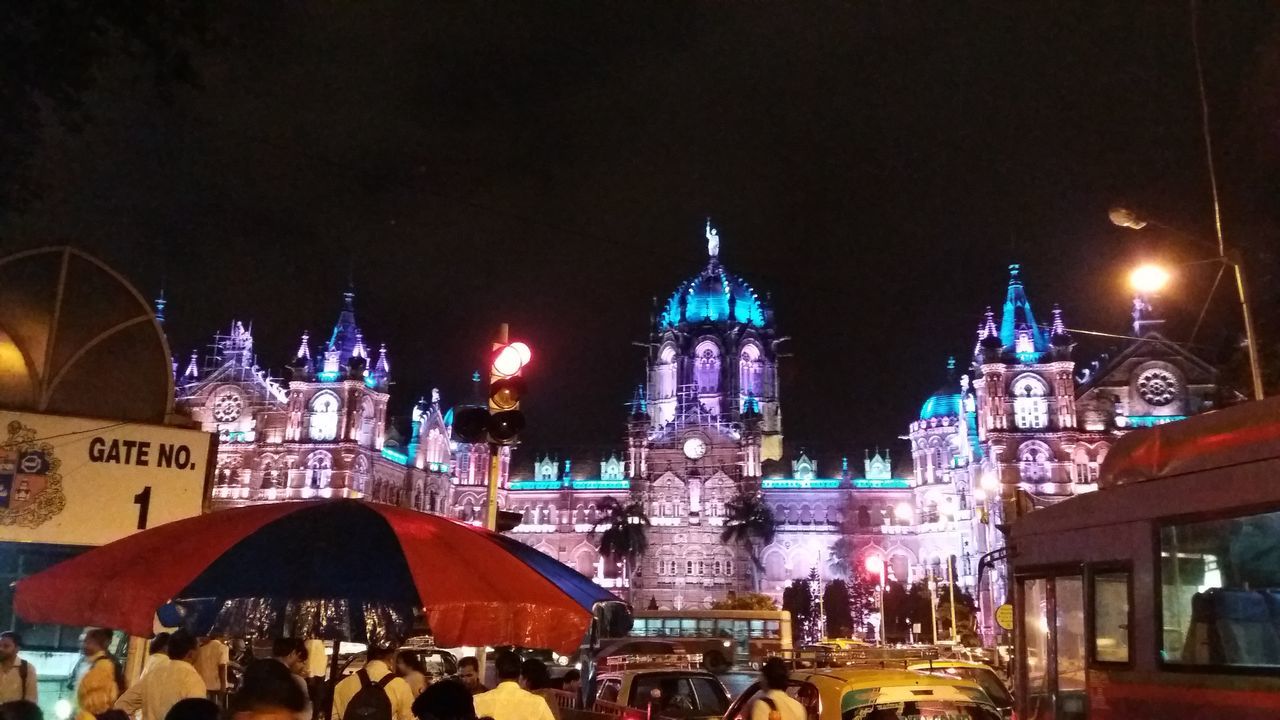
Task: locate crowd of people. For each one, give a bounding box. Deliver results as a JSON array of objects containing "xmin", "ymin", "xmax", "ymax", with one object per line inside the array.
[{"xmin": 0, "ymin": 630, "xmax": 586, "ymax": 720}]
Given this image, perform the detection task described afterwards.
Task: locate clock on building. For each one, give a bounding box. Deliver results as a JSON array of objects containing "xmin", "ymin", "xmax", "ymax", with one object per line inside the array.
[
  {"xmin": 682, "ymin": 437, "xmax": 708, "ymax": 460},
  {"xmin": 211, "ymin": 389, "xmax": 243, "ymax": 423}
]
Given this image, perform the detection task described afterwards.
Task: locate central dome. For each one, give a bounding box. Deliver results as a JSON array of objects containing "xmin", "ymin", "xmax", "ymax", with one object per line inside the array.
[{"xmin": 657, "ymin": 221, "xmax": 768, "ymax": 330}]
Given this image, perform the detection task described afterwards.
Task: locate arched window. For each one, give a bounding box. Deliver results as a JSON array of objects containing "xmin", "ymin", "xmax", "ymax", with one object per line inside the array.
[
  {"xmin": 1011, "ymin": 375, "xmax": 1049, "ymax": 429},
  {"xmin": 357, "ymin": 397, "xmax": 377, "ymax": 447},
  {"xmin": 306, "ymin": 452, "xmax": 332, "ymax": 489},
  {"xmin": 1020, "ymin": 442, "xmax": 1052, "ymax": 482},
  {"xmin": 739, "ymin": 344, "xmax": 763, "ymax": 401},
  {"xmin": 686, "ymin": 560, "xmax": 694, "ymax": 575},
  {"xmin": 857, "ymin": 506, "xmax": 872, "ymax": 528},
  {"xmin": 694, "ymin": 342, "xmax": 720, "ymax": 393},
  {"xmin": 725, "ymin": 559, "xmax": 734, "ymax": 575},
  {"xmin": 309, "ymin": 391, "xmax": 340, "ymax": 441},
  {"xmin": 713, "ymin": 560, "xmax": 723, "ymax": 575}
]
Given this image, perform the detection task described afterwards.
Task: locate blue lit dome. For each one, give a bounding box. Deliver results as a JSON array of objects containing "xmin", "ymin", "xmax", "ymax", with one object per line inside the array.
[
  {"xmin": 658, "ymin": 263, "xmax": 768, "ymax": 330},
  {"xmin": 919, "ymin": 385, "xmax": 962, "ymax": 421}
]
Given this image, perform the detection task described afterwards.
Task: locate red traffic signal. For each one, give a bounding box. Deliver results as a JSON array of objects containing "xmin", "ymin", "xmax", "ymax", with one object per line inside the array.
[{"xmin": 491, "ymin": 342, "xmax": 531, "ymax": 378}]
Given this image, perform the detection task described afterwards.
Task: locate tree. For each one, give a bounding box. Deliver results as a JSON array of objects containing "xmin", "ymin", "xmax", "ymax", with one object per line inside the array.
[
  {"xmin": 781, "ymin": 578, "xmax": 816, "ymax": 646},
  {"xmin": 721, "ymin": 491, "xmax": 777, "ymax": 590},
  {"xmin": 823, "ymin": 580, "xmax": 852, "ymax": 638},
  {"xmin": 826, "ymin": 536, "xmax": 858, "ymax": 579},
  {"xmin": 847, "ymin": 571, "xmax": 878, "ymax": 640},
  {"xmin": 711, "ymin": 592, "xmax": 778, "ymax": 611},
  {"xmin": 590, "ymin": 496, "xmax": 649, "ymax": 604}
]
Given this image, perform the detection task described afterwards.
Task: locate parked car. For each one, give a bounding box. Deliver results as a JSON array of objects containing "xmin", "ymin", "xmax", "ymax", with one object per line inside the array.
[
  {"xmin": 723, "ymin": 666, "xmax": 1001, "ymax": 720},
  {"xmin": 907, "ymin": 660, "xmax": 1013, "ymax": 719}
]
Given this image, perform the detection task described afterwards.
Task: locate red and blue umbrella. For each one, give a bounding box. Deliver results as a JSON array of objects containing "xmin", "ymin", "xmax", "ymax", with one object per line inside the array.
[{"xmin": 15, "ymin": 499, "xmax": 622, "ymax": 653}]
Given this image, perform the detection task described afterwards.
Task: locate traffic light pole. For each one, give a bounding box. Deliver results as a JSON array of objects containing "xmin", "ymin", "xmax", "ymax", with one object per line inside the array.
[{"xmin": 484, "ymin": 323, "xmax": 507, "ymax": 532}]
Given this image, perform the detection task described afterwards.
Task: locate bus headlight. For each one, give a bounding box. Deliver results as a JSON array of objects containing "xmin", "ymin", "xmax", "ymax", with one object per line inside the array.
[
  {"xmin": 54, "ymin": 699, "xmax": 73, "ymax": 720},
  {"xmin": 722, "ymin": 641, "xmax": 731, "ymax": 648},
  {"xmin": 556, "ymin": 654, "xmax": 570, "ymax": 666}
]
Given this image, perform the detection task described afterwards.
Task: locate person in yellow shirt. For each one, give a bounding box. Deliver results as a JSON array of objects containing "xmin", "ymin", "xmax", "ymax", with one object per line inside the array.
[{"xmin": 76, "ymin": 629, "xmax": 122, "ymax": 720}]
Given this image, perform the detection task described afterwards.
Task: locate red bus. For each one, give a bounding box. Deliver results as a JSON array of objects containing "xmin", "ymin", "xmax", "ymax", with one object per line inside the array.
[{"xmin": 1011, "ymin": 397, "xmax": 1280, "ymax": 719}]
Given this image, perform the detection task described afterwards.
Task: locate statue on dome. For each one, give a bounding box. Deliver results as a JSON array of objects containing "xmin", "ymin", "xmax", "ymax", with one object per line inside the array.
[{"xmin": 706, "ymin": 219, "xmax": 720, "ymax": 259}]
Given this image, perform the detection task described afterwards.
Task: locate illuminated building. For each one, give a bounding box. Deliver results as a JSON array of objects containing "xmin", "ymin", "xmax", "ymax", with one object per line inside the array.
[
  {"xmin": 175, "ymin": 289, "xmax": 458, "ymax": 512},
  {"xmin": 907, "ymin": 263, "xmax": 1225, "ymax": 642}
]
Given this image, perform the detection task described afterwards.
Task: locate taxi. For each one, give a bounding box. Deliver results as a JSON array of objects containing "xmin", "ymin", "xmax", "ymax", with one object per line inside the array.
[
  {"xmin": 906, "ymin": 660, "xmax": 1012, "ymax": 719},
  {"xmin": 724, "ymin": 666, "xmax": 1002, "ymax": 720},
  {"xmin": 592, "ymin": 654, "xmax": 731, "ymax": 720}
]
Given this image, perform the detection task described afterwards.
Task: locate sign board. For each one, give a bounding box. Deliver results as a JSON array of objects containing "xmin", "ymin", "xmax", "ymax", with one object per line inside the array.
[
  {"xmin": 0, "ymin": 410, "xmax": 215, "ymax": 546},
  {"xmin": 995, "ymin": 603, "xmax": 1015, "ymax": 631}
]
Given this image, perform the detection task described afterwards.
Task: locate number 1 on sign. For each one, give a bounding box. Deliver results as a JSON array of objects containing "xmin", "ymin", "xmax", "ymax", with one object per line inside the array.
[{"xmin": 133, "ymin": 486, "xmax": 152, "ymax": 529}]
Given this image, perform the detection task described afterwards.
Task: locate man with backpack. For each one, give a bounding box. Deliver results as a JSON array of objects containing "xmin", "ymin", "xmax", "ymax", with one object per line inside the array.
[
  {"xmin": 0, "ymin": 632, "xmax": 37, "ymax": 703},
  {"xmin": 76, "ymin": 628, "xmax": 124, "ymax": 720},
  {"xmin": 749, "ymin": 659, "xmax": 804, "ymax": 720},
  {"xmin": 331, "ymin": 646, "xmax": 413, "ymax": 720}
]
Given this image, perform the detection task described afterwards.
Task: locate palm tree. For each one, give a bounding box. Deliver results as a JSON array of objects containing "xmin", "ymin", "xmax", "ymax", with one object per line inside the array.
[
  {"xmin": 721, "ymin": 491, "xmax": 777, "ymax": 591},
  {"xmin": 590, "ymin": 496, "xmax": 650, "ymax": 604}
]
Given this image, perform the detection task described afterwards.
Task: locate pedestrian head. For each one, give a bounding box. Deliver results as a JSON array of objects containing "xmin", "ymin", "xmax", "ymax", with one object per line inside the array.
[
  {"xmin": 231, "ymin": 659, "xmax": 307, "ymax": 720},
  {"xmin": 397, "ymin": 651, "xmax": 428, "ymax": 678},
  {"xmin": 520, "ymin": 658, "xmax": 549, "ymax": 690},
  {"xmin": 561, "ymin": 669, "xmax": 581, "ymax": 693},
  {"xmin": 0, "ymin": 632, "xmax": 21, "ymax": 663},
  {"xmin": 149, "ymin": 632, "xmax": 171, "ymax": 657},
  {"xmin": 168, "ymin": 630, "xmax": 199, "ymax": 662},
  {"xmin": 493, "ymin": 651, "xmax": 521, "ymax": 681},
  {"xmin": 457, "ymin": 657, "xmax": 481, "ymax": 690},
  {"xmin": 411, "ymin": 679, "xmax": 476, "ymax": 720},
  {"xmin": 761, "ymin": 658, "xmax": 789, "ymax": 691},
  {"xmin": 0, "ymin": 701, "xmax": 40, "ymax": 720},
  {"xmin": 367, "ymin": 645, "xmax": 395, "ymax": 664},
  {"xmin": 82, "ymin": 628, "xmax": 113, "ymax": 656},
  {"xmin": 165, "ymin": 699, "xmax": 219, "ymax": 720},
  {"xmin": 271, "ymin": 638, "xmax": 306, "ymax": 673}
]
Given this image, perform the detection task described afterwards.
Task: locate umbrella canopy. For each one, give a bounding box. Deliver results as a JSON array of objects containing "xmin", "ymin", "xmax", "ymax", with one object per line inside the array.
[{"xmin": 15, "ymin": 500, "xmax": 620, "ymax": 653}]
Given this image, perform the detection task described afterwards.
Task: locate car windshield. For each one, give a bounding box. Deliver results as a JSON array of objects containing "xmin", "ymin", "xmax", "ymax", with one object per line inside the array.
[
  {"xmin": 844, "ymin": 701, "xmax": 1003, "ymax": 720},
  {"xmin": 921, "ymin": 668, "xmax": 1011, "ymax": 707}
]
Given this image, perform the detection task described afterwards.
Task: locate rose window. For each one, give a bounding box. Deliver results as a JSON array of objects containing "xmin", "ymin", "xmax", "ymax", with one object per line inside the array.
[
  {"xmin": 212, "ymin": 390, "xmax": 244, "ymax": 422},
  {"xmin": 1137, "ymin": 368, "xmax": 1179, "ymax": 406}
]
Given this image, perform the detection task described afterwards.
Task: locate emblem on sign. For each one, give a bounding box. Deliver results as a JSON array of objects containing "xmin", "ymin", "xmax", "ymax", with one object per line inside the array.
[{"xmin": 0, "ymin": 421, "xmax": 66, "ymax": 527}]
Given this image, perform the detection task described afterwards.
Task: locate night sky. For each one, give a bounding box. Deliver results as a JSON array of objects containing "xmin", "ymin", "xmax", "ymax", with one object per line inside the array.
[{"xmin": 5, "ymin": 2, "xmax": 1280, "ymax": 462}]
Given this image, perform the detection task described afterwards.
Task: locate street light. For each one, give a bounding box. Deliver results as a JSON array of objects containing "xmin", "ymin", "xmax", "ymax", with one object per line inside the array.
[
  {"xmin": 1110, "ymin": 207, "xmax": 1265, "ymax": 401},
  {"xmin": 1129, "ymin": 264, "xmax": 1171, "ymax": 296},
  {"xmin": 893, "ymin": 503, "xmax": 913, "ymax": 524}
]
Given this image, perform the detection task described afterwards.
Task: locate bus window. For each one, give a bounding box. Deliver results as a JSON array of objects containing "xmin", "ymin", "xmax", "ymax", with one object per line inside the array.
[
  {"xmin": 1161, "ymin": 509, "xmax": 1280, "ymax": 667},
  {"xmin": 1055, "ymin": 577, "xmax": 1087, "ymax": 719},
  {"xmin": 1022, "ymin": 578, "xmax": 1050, "ymax": 716},
  {"xmin": 1090, "ymin": 570, "xmax": 1130, "ymax": 663}
]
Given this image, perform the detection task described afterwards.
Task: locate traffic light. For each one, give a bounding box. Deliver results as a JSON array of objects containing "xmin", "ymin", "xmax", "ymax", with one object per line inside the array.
[{"xmin": 488, "ymin": 341, "xmax": 531, "ymax": 444}]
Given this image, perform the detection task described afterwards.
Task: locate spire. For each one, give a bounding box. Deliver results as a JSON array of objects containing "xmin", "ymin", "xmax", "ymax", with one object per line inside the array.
[
  {"xmin": 1051, "ymin": 304, "xmax": 1066, "ymax": 336},
  {"xmin": 351, "ymin": 330, "xmax": 368, "ymax": 360},
  {"xmin": 295, "ymin": 331, "xmax": 311, "ymax": 361},
  {"xmin": 154, "ymin": 288, "xmax": 167, "ymax": 326},
  {"xmin": 373, "ymin": 343, "xmax": 390, "ymax": 379},
  {"xmin": 629, "ymin": 385, "xmax": 648, "ymax": 420},
  {"xmin": 183, "ymin": 350, "xmax": 199, "ymax": 380},
  {"xmin": 999, "ymin": 263, "xmax": 1046, "ymax": 357}
]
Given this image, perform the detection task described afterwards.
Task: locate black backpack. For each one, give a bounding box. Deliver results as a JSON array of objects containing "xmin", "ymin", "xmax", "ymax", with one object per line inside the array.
[{"xmin": 346, "ymin": 670, "xmax": 395, "ymax": 720}]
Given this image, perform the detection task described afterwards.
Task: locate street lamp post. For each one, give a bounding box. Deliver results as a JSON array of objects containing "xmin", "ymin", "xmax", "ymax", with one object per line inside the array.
[
  {"xmin": 1111, "ymin": 210, "xmax": 1265, "ymax": 401},
  {"xmin": 946, "ymin": 555, "xmax": 959, "ymax": 643}
]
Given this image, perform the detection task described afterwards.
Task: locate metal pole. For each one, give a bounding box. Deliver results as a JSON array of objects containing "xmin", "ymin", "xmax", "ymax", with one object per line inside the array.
[
  {"xmin": 477, "ymin": 324, "xmax": 508, "ymax": 681},
  {"xmin": 1231, "ymin": 260, "xmax": 1266, "ymax": 400},
  {"xmin": 929, "ymin": 570, "xmax": 938, "ymax": 645},
  {"xmin": 878, "ymin": 566, "xmax": 886, "ymax": 646},
  {"xmin": 947, "ymin": 556, "xmax": 958, "ymax": 643}
]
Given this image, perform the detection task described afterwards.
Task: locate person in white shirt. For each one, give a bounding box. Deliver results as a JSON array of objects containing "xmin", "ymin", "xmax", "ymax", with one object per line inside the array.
[
  {"xmin": 472, "ymin": 652, "xmax": 554, "ymax": 720},
  {"xmin": 141, "ymin": 634, "xmax": 170, "ymax": 679},
  {"xmin": 114, "ymin": 630, "xmax": 208, "ymax": 720},
  {"xmin": 0, "ymin": 631, "xmax": 38, "ymax": 703},
  {"xmin": 332, "ymin": 646, "xmax": 414, "ymax": 720},
  {"xmin": 749, "ymin": 659, "xmax": 805, "ymax": 720},
  {"xmin": 192, "ymin": 635, "xmax": 230, "ymax": 703}
]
